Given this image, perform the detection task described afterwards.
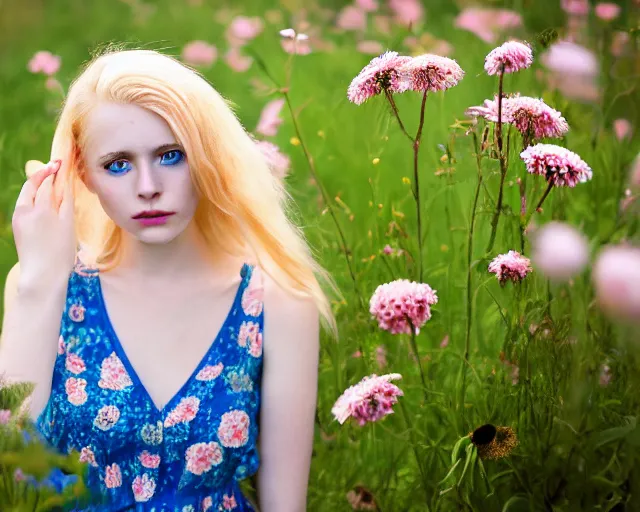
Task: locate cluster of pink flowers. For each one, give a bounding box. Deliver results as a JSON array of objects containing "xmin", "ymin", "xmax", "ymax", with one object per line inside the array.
[
  {"xmin": 369, "ymin": 279, "xmax": 438, "ymax": 335},
  {"xmin": 182, "ymin": 41, "xmax": 217, "ymax": 67},
  {"xmin": 256, "ymin": 140, "xmax": 291, "ymax": 179},
  {"xmin": 347, "ymin": 51, "xmax": 464, "ymax": 105},
  {"xmin": 520, "ymin": 144, "xmax": 593, "ymax": 187},
  {"xmin": 488, "ymin": 251, "xmax": 533, "ymax": 285},
  {"xmin": 331, "ymin": 373, "xmax": 404, "ymax": 426},
  {"xmin": 467, "ymin": 95, "xmax": 569, "ymax": 140},
  {"xmin": 484, "ymin": 41, "xmax": 533, "ymax": 75}
]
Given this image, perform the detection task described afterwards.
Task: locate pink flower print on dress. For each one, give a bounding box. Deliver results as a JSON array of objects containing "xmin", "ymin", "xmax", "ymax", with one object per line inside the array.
[
  {"xmin": 139, "ymin": 451, "xmax": 161, "ymax": 469},
  {"xmin": 185, "ymin": 441, "xmax": 224, "ymax": 475},
  {"xmin": 201, "ymin": 496, "xmax": 213, "ymax": 511},
  {"xmin": 104, "ymin": 463, "xmax": 122, "ymax": 488},
  {"xmin": 68, "ymin": 303, "xmax": 85, "ymax": 322},
  {"xmin": 196, "ymin": 363, "xmax": 224, "ymax": 381},
  {"xmin": 58, "ymin": 336, "xmax": 65, "ymax": 355},
  {"xmin": 223, "ymin": 494, "xmax": 238, "ymax": 509},
  {"xmin": 248, "ymin": 332, "xmax": 263, "ymax": 358},
  {"xmin": 98, "ymin": 352, "xmax": 133, "ymax": 391},
  {"xmin": 79, "ymin": 446, "xmax": 98, "ymax": 467},
  {"xmin": 65, "ymin": 353, "xmax": 86, "ymax": 375},
  {"xmin": 93, "ymin": 405, "xmax": 121, "ymax": 431},
  {"xmin": 65, "ymin": 377, "xmax": 88, "ymax": 406},
  {"xmin": 218, "ymin": 410, "xmax": 250, "ymax": 448},
  {"xmin": 237, "ymin": 321, "xmax": 260, "ymax": 349},
  {"xmin": 164, "ymin": 396, "xmax": 200, "ymax": 427},
  {"xmin": 241, "ymin": 268, "xmax": 264, "ymax": 316},
  {"xmin": 132, "ymin": 474, "xmax": 156, "ymax": 502}
]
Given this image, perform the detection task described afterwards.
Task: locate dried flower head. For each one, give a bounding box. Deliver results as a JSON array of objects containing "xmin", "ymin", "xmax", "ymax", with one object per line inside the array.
[
  {"xmin": 332, "ymin": 374, "xmax": 404, "ymax": 426},
  {"xmin": 484, "ymin": 40, "xmax": 533, "ymax": 75},
  {"xmin": 346, "ymin": 485, "xmax": 378, "ymax": 510},
  {"xmin": 402, "ymin": 54, "xmax": 464, "ymax": 92},
  {"xmin": 369, "ymin": 279, "xmax": 438, "ymax": 334},
  {"xmin": 470, "ymin": 424, "xmax": 518, "ymax": 460},
  {"xmin": 520, "ymin": 144, "xmax": 593, "ymax": 187},
  {"xmin": 488, "ymin": 251, "xmax": 532, "ymax": 285},
  {"xmin": 347, "ymin": 51, "xmax": 413, "ymax": 105}
]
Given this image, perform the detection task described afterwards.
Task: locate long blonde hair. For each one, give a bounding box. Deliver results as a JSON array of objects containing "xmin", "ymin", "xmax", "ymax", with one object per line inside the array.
[{"xmin": 49, "ymin": 46, "xmax": 339, "ymax": 337}]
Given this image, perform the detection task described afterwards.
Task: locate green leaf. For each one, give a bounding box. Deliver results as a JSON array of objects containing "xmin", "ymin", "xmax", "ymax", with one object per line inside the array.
[
  {"xmin": 592, "ymin": 416, "xmax": 637, "ymax": 449},
  {"xmin": 439, "ymin": 458, "xmax": 462, "ymax": 486},
  {"xmin": 502, "ymin": 495, "xmax": 530, "ymax": 512}
]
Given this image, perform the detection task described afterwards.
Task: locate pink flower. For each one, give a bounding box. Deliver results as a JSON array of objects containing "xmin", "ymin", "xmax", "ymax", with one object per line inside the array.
[
  {"xmin": 58, "ymin": 335, "xmax": 65, "ymax": 355},
  {"xmin": 138, "ymin": 451, "xmax": 161, "ymax": 468},
  {"xmin": 227, "ymin": 16, "xmax": 263, "ymax": 45},
  {"xmin": 454, "ymin": 8, "xmax": 522, "ymax": 44},
  {"xmin": 520, "ymin": 144, "xmax": 593, "ymax": 187},
  {"xmin": 68, "ymin": 303, "xmax": 85, "ymax": 322},
  {"xmin": 132, "ymin": 474, "xmax": 156, "ymax": 502},
  {"xmin": 255, "ymin": 98, "xmax": 285, "ymax": 137},
  {"xmin": 530, "ymin": 222, "xmax": 589, "ymax": 282},
  {"xmin": 485, "ymin": 41, "xmax": 533, "ymax": 75},
  {"xmin": 98, "ymin": 352, "xmax": 133, "ymax": 391},
  {"xmin": 65, "ymin": 353, "xmax": 86, "ymax": 375},
  {"xmin": 337, "ymin": 5, "xmax": 367, "ymax": 31},
  {"xmin": 389, "ymin": 0, "xmax": 424, "ymax": 25},
  {"xmin": 237, "ymin": 321, "xmax": 260, "ymax": 349},
  {"xmin": 104, "ymin": 463, "xmax": 122, "ymax": 488},
  {"xmin": 248, "ymin": 332, "xmax": 263, "ymax": 358},
  {"xmin": 79, "ymin": 446, "xmax": 98, "ymax": 467},
  {"xmin": 195, "ymin": 363, "xmax": 224, "ymax": 381},
  {"xmin": 164, "ymin": 396, "xmax": 200, "ymax": 427},
  {"xmin": 28, "ymin": 51, "xmax": 61, "ymax": 76},
  {"xmin": 181, "ymin": 41, "xmax": 217, "ymax": 67},
  {"xmin": 94, "ymin": 405, "xmax": 120, "ymax": 431},
  {"xmin": 629, "ymin": 155, "xmax": 640, "ymax": 189},
  {"xmin": 599, "ymin": 364, "xmax": 612, "ymax": 387},
  {"xmin": 185, "ymin": 441, "xmax": 224, "ymax": 475},
  {"xmin": 356, "ymin": 40, "xmax": 384, "ymax": 55},
  {"xmin": 561, "ymin": 0, "xmax": 590, "ymax": 15},
  {"xmin": 65, "ymin": 377, "xmax": 88, "ymax": 406},
  {"xmin": 256, "ymin": 140, "xmax": 291, "ymax": 180},
  {"xmin": 403, "ymin": 54, "xmax": 464, "ymax": 92},
  {"xmin": 356, "ymin": 0, "xmax": 378, "ymax": 12},
  {"xmin": 223, "ymin": 494, "xmax": 238, "ymax": 510},
  {"xmin": 488, "ymin": 251, "xmax": 532, "ymax": 285},
  {"xmin": 224, "ymin": 48, "xmax": 253, "ymax": 72},
  {"xmin": 347, "ymin": 51, "xmax": 412, "ymax": 105},
  {"xmin": 369, "ymin": 279, "xmax": 438, "ymax": 335},
  {"xmin": 218, "ymin": 410, "xmax": 250, "ymax": 448},
  {"xmin": 0, "ymin": 409, "xmax": 11, "ymax": 425},
  {"xmin": 279, "ymin": 29, "xmax": 311, "ymax": 55},
  {"xmin": 331, "ymin": 373, "xmax": 404, "ymax": 426},
  {"xmin": 613, "ymin": 119, "xmax": 632, "ymax": 141},
  {"xmin": 241, "ymin": 268, "xmax": 264, "ymax": 316},
  {"xmin": 595, "ymin": 2, "xmax": 621, "ymax": 20},
  {"xmin": 593, "ymin": 245, "xmax": 640, "ymax": 323},
  {"xmin": 542, "ymin": 41, "xmax": 598, "ymax": 77},
  {"xmin": 440, "ymin": 335, "xmax": 450, "ymax": 348},
  {"xmin": 202, "ymin": 496, "xmax": 214, "ymax": 511}
]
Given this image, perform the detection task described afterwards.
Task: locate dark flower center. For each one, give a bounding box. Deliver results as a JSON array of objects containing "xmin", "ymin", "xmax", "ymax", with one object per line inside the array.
[{"xmin": 471, "ymin": 424, "xmax": 497, "ymax": 445}]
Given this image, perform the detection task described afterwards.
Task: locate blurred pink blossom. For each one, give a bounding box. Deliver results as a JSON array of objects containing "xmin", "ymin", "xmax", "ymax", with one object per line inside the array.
[
  {"xmin": 541, "ymin": 41, "xmax": 598, "ymax": 76},
  {"xmin": 488, "ymin": 251, "xmax": 532, "ymax": 285},
  {"xmin": 530, "ymin": 222, "xmax": 589, "ymax": 282},
  {"xmin": 255, "ymin": 140, "xmax": 290, "ymax": 179},
  {"xmin": 337, "ymin": 5, "xmax": 367, "ymax": 31},
  {"xmin": 593, "ymin": 245, "xmax": 640, "ymax": 323},
  {"xmin": 45, "ymin": 77, "xmax": 62, "ymax": 92},
  {"xmin": 440, "ymin": 335, "xmax": 449, "ymax": 348},
  {"xmin": 561, "ymin": 0, "xmax": 590, "ymax": 15},
  {"xmin": 595, "ymin": 2, "xmax": 621, "ymax": 20},
  {"xmin": 181, "ymin": 41, "xmax": 217, "ymax": 67},
  {"xmin": 369, "ymin": 279, "xmax": 438, "ymax": 335},
  {"xmin": 331, "ymin": 373, "xmax": 404, "ymax": 426},
  {"xmin": 484, "ymin": 41, "xmax": 533, "ymax": 75},
  {"xmin": 224, "ymin": 47, "xmax": 253, "ymax": 72},
  {"xmin": 352, "ymin": 350, "xmax": 363, "ymax": 358},
  {"xmin": 227, "ymin": 16, "xmax": 263, "ymax": 46},
  {"xmin": 389, "ymin": 0, "xmax": 424, "ymax": 26},
  {"xmin": 375, "ymin": 345, "xmax": 387, "ymax": 369},
  {"xmin": 28, "ymin": 51, "xmax": 61, "ymax": 76},
  {"xmin": 611, "ymin": 31, "xmax": 630, "ymax": 57},
  {"xmin": 521, "ymin": 144, "xmax": 593, "ymax": 187},
  {"xmin": 255, "ymin": 98, "xmax": 285, "ymax": 137},
  {"xmin": 356, "ymin": 40, "xmax": 384, "ymax": 55},
  {"xmin": 630, "ymin": 155, "xmax": 640, "ymax": 188},
  {"xmin": 613, "ymin": 119, "xmax": 632, "ymax": 141},
  {"xmin": 0, "ymin": 409, "xmax": 11, "ymax": 424},
  {"xmin": 356, "ymin": 0, "xmax": 378, "ymax": 12},
  {"xmin": 279, "ymin": 30, "xmax": 312, "ymax": 55},
  {"xmin": 454, "ymin": 8, "xmax": 522, "ymax": 44}
]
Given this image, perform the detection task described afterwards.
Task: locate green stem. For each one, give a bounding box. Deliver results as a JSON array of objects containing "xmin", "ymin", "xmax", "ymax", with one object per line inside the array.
[
  {"xmin": 413, "ymin": 90, "xmax": 428, "ymax": 282},
  {"xmin": 523, "ymin": 180, "xmax": 554, "ymax": 228},
  {"xmin": 398, "ymin": 400, "xmax": 430, "ymax": 503},
  {"xmin": 409, "ymin": 329, "xmax": 428, "ymax": 401},
  {"xmin": 384, "ymin": 89, "xmax": 413, "ymax": 143}
]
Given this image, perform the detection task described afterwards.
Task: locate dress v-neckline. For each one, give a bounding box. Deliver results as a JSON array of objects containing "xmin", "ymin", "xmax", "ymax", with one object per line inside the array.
[{"xmin": 93, "ymin": 263, "xmax": 250, "ymax": 415}]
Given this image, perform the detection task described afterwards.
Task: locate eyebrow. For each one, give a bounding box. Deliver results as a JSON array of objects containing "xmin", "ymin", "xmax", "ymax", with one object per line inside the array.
[{"xmin": 97, "ymin": 143, "xmax": 184, "ymax": 166}]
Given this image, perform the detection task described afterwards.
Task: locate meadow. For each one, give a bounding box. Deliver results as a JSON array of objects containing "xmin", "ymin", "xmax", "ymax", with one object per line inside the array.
[{"xmin": 1, "ymin": 0, "xmax": 639, "ymax": 510}]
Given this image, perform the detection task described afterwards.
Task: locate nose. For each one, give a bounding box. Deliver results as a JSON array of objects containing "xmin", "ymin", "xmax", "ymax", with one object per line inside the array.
[{"xmin": 136, "ymin": 161, "xmax": 162, "ymax": 202}]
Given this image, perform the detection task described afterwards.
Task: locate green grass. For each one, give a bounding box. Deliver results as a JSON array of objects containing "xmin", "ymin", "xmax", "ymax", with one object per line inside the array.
[{"xmin": 1, "ymin": 0, "xmax": 640, "ymax": 510}]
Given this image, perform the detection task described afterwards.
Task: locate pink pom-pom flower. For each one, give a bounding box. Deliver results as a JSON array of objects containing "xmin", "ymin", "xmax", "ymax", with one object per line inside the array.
[
  {"xmin": 402, "ymin": 53, "xmax": 464, "ymax": 92},
  {"xmin": 484, "ymin": 40, "xmax": 533, "ymax": 75},
  {"xmin": 488, "ymin": 250, "xmax": 533, "ymax": 285},
  {"xmin": 520, "ymin": 144, "xmax": 593, "ymax": 187},
  {"xmin": 369, "ymin": 279, "xmax": 438, "ymax": 335},
  {"xmin": 593, "ymin": 245, "xmax": 640, "ymax": 323},
  {"xmin": 347, "ymin": 51, "xmax": 413, "ymax": 105},
  {"xmin": 331, "ymin": 373, "xmax": 404, "ymax": 426},
  {"xmin": 530, "ymin": 222, "xmax": 589, "ymax": 282}
]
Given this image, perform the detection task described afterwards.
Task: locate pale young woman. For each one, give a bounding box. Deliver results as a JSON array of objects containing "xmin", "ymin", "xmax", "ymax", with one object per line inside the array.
[{"xmin": 0, "ymin": 48, "xmax": 338, "ymax": 512}]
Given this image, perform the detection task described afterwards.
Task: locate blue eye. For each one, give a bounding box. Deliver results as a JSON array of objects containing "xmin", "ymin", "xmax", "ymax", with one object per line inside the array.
[
  {"xmin": 106, "ymin": 160, "xmax": 132, "ymax": 175},
  {"xmin": 160, "ymin": 150, "xmax": 185, "ymax": 166}
]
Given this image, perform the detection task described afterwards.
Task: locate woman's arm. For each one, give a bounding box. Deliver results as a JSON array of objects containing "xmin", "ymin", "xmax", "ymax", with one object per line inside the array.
[{"xmin": 257, "ymin": 273, "xmax": 320, "ymax": 512}]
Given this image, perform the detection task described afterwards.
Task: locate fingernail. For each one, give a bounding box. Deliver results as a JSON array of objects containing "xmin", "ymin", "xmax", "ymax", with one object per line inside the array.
[{"xmin": 51, "ymin": 160, "xmax": 62, "ymax": 173}]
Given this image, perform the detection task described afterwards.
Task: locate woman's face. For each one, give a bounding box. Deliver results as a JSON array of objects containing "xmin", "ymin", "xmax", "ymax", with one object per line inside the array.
[{"xmin": 82, "ymin": 102, "xmax": 199, "ymax": 245}]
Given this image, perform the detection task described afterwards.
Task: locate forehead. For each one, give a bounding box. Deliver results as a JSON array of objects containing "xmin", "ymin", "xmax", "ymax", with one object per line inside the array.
[{"xmin": 83, "ymin": 102, "xmax": 177, "ymax": 154}]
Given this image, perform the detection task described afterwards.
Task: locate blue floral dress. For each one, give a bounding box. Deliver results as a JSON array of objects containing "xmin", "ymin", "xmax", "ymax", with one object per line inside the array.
[{"xmin": 34, "ymin": 260, "xmax": 265, "ymax": 511}]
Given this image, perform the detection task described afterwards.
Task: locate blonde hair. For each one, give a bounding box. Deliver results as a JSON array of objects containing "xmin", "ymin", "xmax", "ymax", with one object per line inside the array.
[{"xmin": 49, "ymin": 46, "xmax": 339, "ymax": 337}]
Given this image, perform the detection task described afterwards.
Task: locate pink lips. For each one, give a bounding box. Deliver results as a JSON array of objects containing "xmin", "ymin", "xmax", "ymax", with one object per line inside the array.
[{"xmin": 136, "ymin": 213, "xmax": 175, "ymax": 226}]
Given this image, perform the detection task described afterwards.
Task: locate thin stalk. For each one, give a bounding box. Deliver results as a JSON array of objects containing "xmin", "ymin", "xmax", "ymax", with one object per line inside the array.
[
  {"xmin": 398, "ymin": 400, "xmax": 430, "ymax": 503},
  {"xmin": 413, "ymin": 90, "xmax": 428, "ymax": 282},
  {"xmin": 384, "ymin": 89, "xmax": 413, "ymax": 143},
  {"xmin": 486, "ymin": 67, "xmax": 507, "ymax": 254},
  {"xmin": 409, "ymin": 329, "xmax": 428, "ymax": 401},
  {"xmin": 523, "ymin": 180, "xmax": 554, "ymax": 228}
]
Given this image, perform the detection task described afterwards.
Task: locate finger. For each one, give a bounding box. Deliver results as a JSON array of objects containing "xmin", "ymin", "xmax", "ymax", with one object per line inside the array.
[
  {"xmin": 35, "ymin": 173, "xmax": 56, "ymax": 208},
  {"xmin": 14, "ymin": 162, "xmax": 59, "ymax": 209},
  {"xmin": 58, "ymin": 171, "xmax": 75, "ymax": 219},
  {"xmin": 25, "ymin": 160, "xmax": 47, "ymax": 179}
]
